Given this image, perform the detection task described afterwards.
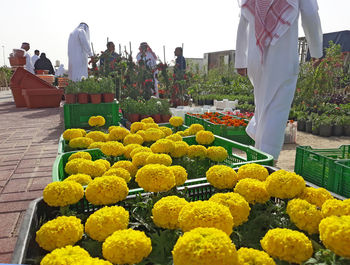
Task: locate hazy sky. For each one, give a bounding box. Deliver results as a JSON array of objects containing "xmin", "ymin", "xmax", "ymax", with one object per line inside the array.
[{"xmin": 0, "ymin": 0, "xmax": 349, "ymax": 68}]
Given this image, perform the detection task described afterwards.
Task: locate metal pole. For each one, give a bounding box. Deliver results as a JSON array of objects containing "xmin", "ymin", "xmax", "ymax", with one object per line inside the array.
[
  {"xmin": 129, "ymin": 42, "xmax": 132, "ymax": 55},
  {"xmin": 2, "ymin": 45, "xmax": 5, "ymax": 66},
  {"xmin": 119, "ymin": 44, "xmax": 121, "ymax": 54},
  {"xmin": 163, "ymin": 45, "xmax": 166, "ymax": 63}
]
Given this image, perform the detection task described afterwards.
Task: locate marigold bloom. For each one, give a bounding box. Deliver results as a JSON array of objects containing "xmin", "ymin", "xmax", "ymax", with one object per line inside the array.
[
  {"xmin": 63, "ymin": 174, "xmax": 92, "ymax": 186},
  {"xmin": 150, "ymin": 139, "xmax": 175, "ymax": 153},
  {"xmin": 166, "ymin": 133, "xmax": 183, "ymax": 142},
  {"xmin": 112, "ymin": 160, "xmax": 138, "ymax": 177},
  {"xmin": 207, "ymin": 146, "xmax": 228, "ymax": 162},
  {"xmin": 234, "ymin": 178, "xmax": 270, "ymax": 204},
  {"xmin": 237, "ymin": 248, "xmax": 275, "ymax": 265},
  {"xmin": 69, "ymin": 137, "xmax": 93, "ymax": 149},
  {"xmin": 321, "ymin": 198, "xmax": 350, "ymax": 217},
  {"xmin": 130, "ymin": 122, "xmax": 144, "ymax": 133},
  {"xmin": 195, "ymin": 130, "xmax": 215, "ymax": 145},
  {"xmin": 206, "ymin": 165, "xmax": 238, "ymax": 189},
  {"xmin": 40, "ymin": 246, "xmax": 91, "ymax": 265},
  {"xmin": 170, "ymin": 141, "xmax": 189, "ymax": 158},
  {"xmin": 86, "ymin": 131, "xmax": 107, "ymax": 142},
  {"xmin": 103, "ymin": 167, "xmax": 131, "ymax": 183},
  {"xmin": 132, "ymin": 151, "xmax": 153, "ymax": 168},
  {"xmin": 123, "ymin": 134, "xmax": 144, "ymax": 146},
  {"xmin": 169, "ymin": 116, "xmax": 184, "ymax": 127},
  {"xmin": 187, "ymin": 145, "xmax": 207, "ymax": 159},
  {"xmin": 169, "ymin": 165, "xmax": 188, "ymax": 186},
  {"xmin": 62, "ymin": 129, "xmax": 84, "ymax": 141},
  {"xmin": 146, "ymin": 153, "xmax": 172, "ymax": 166},
  {"xmin": 88, "ymin": 115, "xmax": 105, "ymax": 127},
  {"xmin": 68, "ymin": 151, "xmax": 92, "ymax": 161},
  {"xmin": 101, "ymin": 141, "xmax": 125, "ymax": 157},
  {"xmin": 237, "ymin": 163, "xmax": 269, "ymax": 181},
  {"xmin": 43, "ymin": 181, "xmax": 84, "ymax": 207},
  {"xmin": 298, "ymin": 187, "xmax": 333, "ymax": 208},
  {"xmin": 77, "ymin": 160, "xmax": 106, "ymax": 178},
  {"xmin": 159, "ymin": 126, "xmax": 173, "ymax": 136},
  {"xmin": 188, "ymin": 124, "xmax": 204, "ymax": 135},
  {"xmin": 107, "ymin": 127, "xmax": 130, "ymax": 141}
]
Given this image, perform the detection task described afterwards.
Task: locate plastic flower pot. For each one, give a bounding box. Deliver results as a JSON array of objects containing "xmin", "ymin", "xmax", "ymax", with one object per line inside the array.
[
  {"xmin": 77, "ymin": 93, "xmax": 89, "ymax": 104},
  {"xmin": 64, "ymin": 94, "xmax": 76, "ymax": 104},
  {"xmin": 332, "ymin": 125, "xmax": 343, "ymax": 136},
  {"xmin": 102, "ymin": 93, "xmax": 115, "ymax": 103},
  {"xmin": 161, "ymin": 114, "xmax": 172, "ymax": 123},
  {"xmin": 22, "ymin": 88, "xmax": 63, "ymax": 108},
  {"xmin": 297, "ymin": 120, "xmax": 306, "ymax": 131},
  {"xmin": 10, "ymin": 84, "xmax": 27, "ymax": 107},
  {"xmin": 90, "ymin": 94, "xmax": 102, "ymax": 104},
  {"xmin": 9, "ymin": 56, "xmax": 26, "ymax": 67},
  {"xmin": 127, "ymin": 113, "xmax": 140, "ymax": 123},
  {"xmin": 152, "ymin": 114, "xmax": 162, "ymax": 123},
  {"xmin": 19, "ymin": 70, "xmax": 56, "ymax": 89},
  {"xmin": 343, "ymin": 126, "xmax": 350, "ymax": 136},
  {"xmin": 35, "ymin": 70, "xmax": 49, "ymax": 75},
  {"xmin": 305, "ymin": 121, "xmax": 312, "ymax": 133},
  {"xmin": 312, "ymin": 125, "xmax": 319, "ymax": 135},
  {"xmin": 319, "ymin": 125, "xmax": 332, "ymax": 137}
]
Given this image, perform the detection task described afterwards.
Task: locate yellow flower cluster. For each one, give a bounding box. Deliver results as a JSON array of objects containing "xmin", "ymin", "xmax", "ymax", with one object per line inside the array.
[
  {"xmin": 187, "ymin": 145, "xmax": 207, "ymax": 159},
  {"xmin": 159, "ymin": 126, "xmax": 173, "ymax": 136},
  {"xmin": 85, "ymin": 206, "xmax": 129, "ymax": 242},
  {"xmin": 286, "ymin": 199, "xmax": 322, "ymax": 234},
  {"xmin": 237, "ymin": 248, "xmax": 275, "ymax": 265},
  {"xmin": 188, "ymin": 124, "xmax": 204, "ymax": 135},
  {"xmin": 85, "ymin": 176, "xmax": 128, "ymax": 205},
  {"xmin": 209, "ymin": 193, "xmax": 250, "ymax": 227},
  {"xmin": 86, "ymin": 131, "xmax": 107, "ymax": 142},
  {"xmin": 103, "ymin": 168, "xmax": 131, "ymax": 183},
  {"xmin": 169, "ymin": 116, "xmax": 184, "ymax": 127},
  {"xmin": 206, "ymin": 165, "xmax": 238, "ymax": 189},
  {"xmin": 265, "ymin": 170, "xmax": 305, "ymax": 199},
  {"xmin": 62, "ymin": 129, "xmax": 85, "ymax": 141},
  {"xmin": 142, "ymin": 122, "xmax": 159, "ymax": 130},
  {"xmin": 319, "ymin": 215, "xmax": 350, "ymax": 258},
  {"xmin": 40, "ymin": 245, "xmax": 91, "ymax": 265},
  {"xmin": 69, "ymin": 137, "xmax": 93, "ymax": 149},
  {"xmin": 123, "ymin": 143, "xmax": 141, "ymax": 159},
  {"xmin": 108, "ymin": 126, "xmax": 130, "ymax": 141},
  {"xmin": 234, "ymin": 179, "xmax": 270, "ymax": 204},
  {"xmin": 170, "ymin": 141, "xmax": 189, "ymax": 158},
  {"xmin": 152, "ymin": 196, "xmax": 189, "ymax": 229},
  {"xmin": 178, "ymin": 200, "xmax": 234, "ymax": 235},
  {"xmin": 237, "ymin": 163, "xmax": 269, "ymax": 181},
  {"xmin": 102, "ymin": 229, "xmax": 152, "ymax": 265},
  {"xmin": 166, "ymin": 134, "xmax": 182, "ymax": 142},
  {"xmin": 146, "ymin": 153, "xmax": 173, "ymax": 166},
  {"xmin": 88, "ymin": 115, "xmax": 105, "ymax": 127},
  {"xmin": 43, "ymin": 181, "xmax": 84, "ymax": 207},
  {"xmin": 169, "ymin": 165, "xmax": 188, "ymax": 186},
  {"xmin": 95, "ymin": 159, "xmax": 110, "ymax": 171},
  {"xmin": 88, "ymin": 141, "xmax": 105, "ymax": 150},
  {"xmin": 64, "ymin": 174, "xmax": 92, "ymax": 186},
  {"xmin": 260, "ymin": 228, "xmax": 313, "ymax": 264},
  {"xmin": 130, "ymin": 146, "xmax": 152, "ymax": 158},
  {"xmin": 123, "ymin": 133, "xmax": 144, "ymax": 145},
  {"xmin": 132, "ymin": 151, "xmax": 153, "ymax": 167},
  {"xmin": 151, "ymin": 139, "xmax": 175, "ymax": 153},
  {"xmin": 172, "ymin": 227, "xmax": 238, "ymax": 265},
  {"xmin": 36, "ymin": 216, "xmax": 84, "ymax": 251},
  {"xmin": 135, "ymin": 164, "xmax": 176, "ymax": 192},
  {"xmin": 207, "ymin": 146, "xmax": 228, "ymax": 162},
  {"xmin": 321, "ymin": 198, "xmax": 350, "ymax": 217},
  {"xmin": 112, "ymin": 160, "xmax": 137, "ymax": 177},
  {"xmin": 143, "ymin": 128, "xmax": 165, "ymax": 142},
  {"xmin": 141, "ymin": 117, "xmax": 155, "ymax": 123},
  {"xmin": 108, "ymin": 125, "xmax": 118, "ymax": 132},
  {"xmin": 65, "ymin": 158, "xmax": 85, "ymax": 175},
  {"xmin": 130, "ymin": 122, "xmax": 144, "ymax": 133},
  {"xmin": 196, "ymin": 130, "xmax": 215, "ymax": 145},
  {"xmin": 101, "ymin": 141, "xmax": 125, "ymax": 157},
  {"xmin": 298, "ymin": 187, "xmax": 333, "ymax": 208},
  {"xmin": 68, "ymin": 151, "xmax": 92, "ymax": 161},
  {"xmin": 77, "ymin": 159, "xmax": 106, "ymax": 178}
]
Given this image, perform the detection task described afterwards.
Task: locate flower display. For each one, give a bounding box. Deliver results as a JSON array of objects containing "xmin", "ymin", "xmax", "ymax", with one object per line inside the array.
[
  {"xmin": 102, "ymin": 229, "xmax": 152, "ymax": 265},
  {"xmin": 286, "ymin": 199, "xmax": 323, "ymax": 234},
  {"xmin": 178, "ymin": 200, "xmax": 234, "ymax": 235},
  {"xmin": 129, "ymin": 146, "xmax": 152, "ymax": 158},
  {"xmin": 142, "ymin": 122, "xmax": 159, "ymax": 130},
  {"xmin": 86, "ymin": 131, "xmax": 107, "ymax": 142},
  {"xmin": 150, "ymin": 139, "xmax": 175, "ymax": 153},
  {"xmin": 195, "ymin": 130, "xmax": 215, "ymax": 145},
  {"xmin": 43, "ymin": 181, "xmax": 84, "ymax": 207},
  {"xmin": 136, "ymin": 129, "xmax": 146, "ymax": 139},
  {"xmin": 107, "ymin": 127, "xmax": 130, "ymax": 141},
  {"xmin": 321, "ymin": 198, "xmax": 350, "ymax": 217},
  {"xmin": 77, "ymin": 160, "xmax": 106, "ymax": 178},
  {"xmin": 159, "ymin": 126, "xmax": 173, "ymax": 136},
  {"xmin": 135, "ymin": 164, "xmax": 176, "ymax": 192},
  {"xmin": 172, "ymin": 227, "xmax": 238, "ymax": 265},
  {"xmin": 101, "ymin": 141, "xmax": 125, "ymax": 157},
  {"xmin": 65, "ymin": 158, "xmax": 85, "ymax": 175},
  {"xmin": 36, "ymin": 216, "xmax": 84, "ymax": 251},
  {"xmin": 123, "ymin": 143, "xmax": 142, "ymax": 159},
  {"xmin": 103, "ymin": 167, "xmax": 131, "ymax": 182},
  {"xmin": 132, "ymin": 151, "xmax": 153, "ymax": 168},
  {"xmin": 152, "ymin": 196, "xmax": 189, "ymax": 229},
  {"xmin": 64, "ymin": 174, "xmax": 92, "ymax": 186},
  {"xmin": 234, "ymin": 178, "xmax": 270, "ymax": 204},
  {"xmin": 85, "ymin": 206, "xmax": 129, "ymax": 242},
  {"xmin": 143, "ymin": 128, "xmax": 165, "ymax": 142},
  {"xmin": 69, "ymin": 137, "xmax": 94, "ymax": 149},
  {"xmin": 88, "ymin": 141, "xmax": 105, "ymax": 150},
  {"xmin": 260, "ymin": 228, "xmax": 313, "ymax": 264},
  {"xmin": 298, "ymin": 187, "xmax": 333, "ymax": 208},
  {"xmin": 130, "ymin": 122, "xmax": 144, "ymax": 133},
  {"xmin": 63, "ymin": 129, "xmax": 85, "ymax": 141},
  {"xmin": 188, "ymin": 123, "xmax": 204, "ymax": 135},
  {"xmin": 141, "ymin": 117, "xmax": 155, "ymax": 123},
  {"xmin": 169, "ymin": 116, "xmax": 184, "ymax": 127},
  {"xmin": 40, "ymin": 245, "xmax": 91, "ymax": 265},
  {"xmin": 169, "ymin": 165, "xmax": 188, "ymax": 186},
  {"xmin": 209, "ymin": 193, "xmax": 250, "ymax": 227},
  {"xmin": 85, "ymin": 176, "xmax": 128, "ymax": 205},
  {"xmin": 123, "ymin": 134, "xmax": 144, "ymax": 145},
  {"xmin": 265, "ymin": 170, "xmax": 305, "ymax": 199},
  {"xmin": 170, "ymin": 141, "xmax": 189, "ymax": 158},
  {"xmin": 187, "ymin": 145, "xmax": 207, "ymax": 159},
  {"xmin": 88, "ymin": 116, "xmax": 105, "ymax": 127},
  {"xmin": 237, "ymin": 163, "xmax": 269, "ymax": 181},
  {"xmin": 206, "ymin": 165, "xmax": 238, "ymax": 189},
  {"xmin": 207, "ymin": 146, "xmax": 228, "ymax": 162},
  {"xmin": 146, "ymin": 153, "xmax": 172, "ymax": 166},
  {"xmin": 237, "ymin": 248, "xmax": 275, "ymax": 265},
  {"xmin": 166, "ymin": 133, "xmax": 182, "ymax": 142},
  {"xmin": 112, "ymin": 160, "xmax": 138, "ymax": 177},
  {"xmin": 68, "ymin": 151, "xmax": 92, "ymax": 161},
  {"xmin": 319, "ymin": 215, "xmax": 350, "ymax": 258}
]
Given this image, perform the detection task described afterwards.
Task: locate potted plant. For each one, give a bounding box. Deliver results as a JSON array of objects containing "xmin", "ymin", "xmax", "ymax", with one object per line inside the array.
[
  {"xmin": 100, "ymin": 77, "xmax": 115, "ymax": 103},
  {"xmin": 318, "ymin": 114, "xmax": 332, "ymax": 137},
  {"xmin": 159, "ymin": 99, "xmax": 172, "ymax": 122},
  {"xmin": 332, "ymin": 115, "xmax": 344, "ymax": 136},
  {"xmin": 148, "ymin": 98, "xmax": 162, "ymax": 123},
  {"xmin": 296, "ymin": 111, "xmax": 307, "ymax": 131},
  {"xmin": 343, "ymin": 115, "xmax": 350, "ymax": 136},
  {"xmin": 305, "ymin": 115, "xmax": 313, "ymax": 133},
  {"xmin": 64, "ymin": 81, "xmax": 78, "ymax": 104},
  {"xmin": 88, "ymin": 79, "xmax": 102, "ymax": 104},
  {"xmin": 139, "ymin": 101, "xmax": 152, "ymax": 120},
  {"xmin": 121, "ymin": 98, "xmax": 140, "ymax": 123},
  {"xmin": 77, "ymin": 78, "xmax": 89, "ymax": 104},
  {"xmin": 311, "ymin": 114, "xmax": 320, "ymax": 135}
]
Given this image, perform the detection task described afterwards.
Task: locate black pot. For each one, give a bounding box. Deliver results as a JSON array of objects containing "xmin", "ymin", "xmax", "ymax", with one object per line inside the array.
[
  {"xmin": 319, "ymin": 125, "xmax": 332, "ymax": 137},
  {"xmin": 198, "ymin": 99, "xmax": 204, "ymax": 105},
  {"xmin": 305, "ymin": 121, "xmax": 313, "ymax": 133},
  {"xmin": 312, "ymin": 126, "xmax": 320, "ymax": 135},
  {"xmin": 204, "ymin": 99, "xmax": 213, "ymax": 105},
  {"xmin": 297, "ymin": 120, "xmax": 306, "ymax": 131},
  {"xmin": 344, "ymin": 125, "xmax": 350, "ymax": 136},
  {"xmin": 332, "ymin": 125, "xmax": 343, "ymax": 136}
]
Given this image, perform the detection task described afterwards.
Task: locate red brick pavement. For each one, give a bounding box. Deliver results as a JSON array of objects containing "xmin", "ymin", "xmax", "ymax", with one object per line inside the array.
[{"xmin": 0, "ymin": 91, "xmax": 63, "ymax": 263}]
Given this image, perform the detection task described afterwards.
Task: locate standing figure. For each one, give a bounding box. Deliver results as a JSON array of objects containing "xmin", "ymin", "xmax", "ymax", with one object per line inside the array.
[
  {"xmin": 68, "ymin": 22, "xmax": 93, "ymax": 81},
  {"xmin": 174, "ymin": 47, "xmax": 186, "ymax": 73},
  {"xmin": 100, "ymin": 41, "xmax": 119, "ymax": 74},
  {"xmin": 21, "ymin": 42, "xmax": 34, "ymax": 74},
  {"xmin": 32, "ymin": 50, "xmax": 40, "ymax": 65},
  {"xmin": 34, "ymin": 53, "xmax": 55, "ymax": 75},
  {"xmin": 235, "ymin": 0, "xmax": 323, "ymax": 161}
]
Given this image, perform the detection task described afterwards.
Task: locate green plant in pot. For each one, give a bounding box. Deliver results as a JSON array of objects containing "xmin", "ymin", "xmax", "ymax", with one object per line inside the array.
[
  {"xmin": 311, "ymin": 114, "xmax": 320, "ymax": 135},
  {"xmin": 342, "ymin": 115, "xmax": 350, "ymax": 136},
  {"xmin": 121, "ymin": 98, "xmax": 140, "ymax": 122},
  {"xmin": 159, "ymin": 99, "xmax": 172, "ymax": 123},
  {"xmin": 100, "ymin": 77, "xmax": 115, "ymax": 103},
  {"xmin": 318, "ymin": 114, "xmax": 332, "ymax": 137},
  {"xmin": 64, "ymin": 81, "xmax": 78, "ymax": 104},
  {"xmin": 332, "ymin": 115, "xmax": 344, "ymax": 136},
  {"xmin": 305, "ymin": 114, "xmax": 314, "ymax": 133},
  {"xmin": 296, "ymin": 111, "xmax": 307, "ymax": 131}
]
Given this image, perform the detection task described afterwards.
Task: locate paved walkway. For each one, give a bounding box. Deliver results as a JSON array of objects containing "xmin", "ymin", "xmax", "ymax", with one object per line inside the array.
[{"xmin": 0, "ymin": 90, "xmax": 63, "ymax": 263}]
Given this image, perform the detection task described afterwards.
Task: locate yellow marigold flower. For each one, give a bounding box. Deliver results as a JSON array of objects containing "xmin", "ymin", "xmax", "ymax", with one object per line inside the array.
[
  {"xmin": 40, "ymin": 245, "xmax": 91, "ymax": 265},
  {"xmin": 78, "ymin": 258, "xmax": 113, "ymax": 265},
  {"xmin": 88, "ymin": 115, "xmax": 105, "ymax": 127},
  {"xmin": 151, "ymin": 139, "xmax": 175, "ymax": 153},
  {"xmin": 166, "ymin": 133, "xmax": 182, "ymax": 142},
  {"xmin": 152, "ymin": 196, "xmax": 189, "ymax": 229},
  {"xmin": 142, "ymin": 122, "xmax": 159, "ymax": 130},
  {"xmin": 130, "ymin": 146, "xmax": 152, "ymax": 158},
  {"xmin": 183, "ymin": 128, "xmax": 191, "ymax": 136},
  {"xmin": 169, "ymin": 165, "xmax": 188, "ymax": 186},
  {"xmin": 237, "ymin": 247, "xmax": 276, "ymax": 265},
  {"xmin": 176, "ymin": 131, "xmax": 186, "ymax": 137},
  {"xmin": 107, "ymin": 127, "xmax": 130, "ymax": 141},
  {"xmin": 143, "ymin": 128, "xmax": 165, "ymax": 142},
  {"xmin": 112, "ymin": 160, "xmax": 138, "ymax": 177},
  {"xmin": 123, "ymin": 143, "xmax": 142, "ymax": 159},
  {"xmin": 68, "ymin": 151, "xmax": 92, "ymax": 161},
  {"xmin": 265, "ymin": 170, "xmax": 305, "ymax": 199},
  {"xmin": 319, "ymin": 215, "xmax": 350, "ymax": 258},
  {"xmin": 321, "ymin": 198, "xmax": 350, "ymax": 217},
  {"xmin": 172, "ymin": 227, "xmax": 238, "ymax": 265},
  {"xmin": 187, "ymin": 145, "xmax": 207, "ymax": 159},
  {"xmin": 237, "ymin": 163, "xmax": 269, "ymax": 181},
  {"xmin": 136, "ymin": 129, "xmax": 146, "ymax": 139},
  {"xmin": 69, "ymin": 137, "xmax": 94, "ymax": 149},
  {"xmin": 108, "ymin": 125, "xmax": 118, "ymax": 132},
  {"xmin": 95, "ymin": 159, "xmax": 110, "ymax": 171},
  {"xmin": 101, "ymin": 141, "xmax": 125, "ymax": 157},
  {"xmin": 159, "ymin": 126, "xmax": 173, "ymax": 136},
  {"xmin": 135, "ymin": 164, "xmax": 176, "ymax": 192},
  {"xmin": 43, "ymin": 181, "xmax": 84, "ymax": 207},
  {"xmin": 103, "ymin": 229, "xmax": 152, "ymax": 265},
  {"xmin": 234, "ymin": 179, "xmax": 270, "ymax": 204},
  {"xmin": 196, "ymin": 130, "xmax": 215, "ymax": 145},
  {"xmin": 261, "ymin": 228, "xmax": 313, "ymax": 264},
  {"xmin": 103, "ymin": 168, "xmax": 131, "ymax": 183},
  {"xmin": 206, "ymin": 165, "xmax": 238, "ymax": 189},
  {"xmin": 146, "ymin": 153, "xmax": 172, "ymax": 166},
  {"xmin": 85, "ymin": 206, "xmax": 129, "ymax": 242},
  {"xmin": 298, "ymin": 187, "xmax": 333, "ymax": 208},
  {"xmin": 86, "ymin": 131, "xmax": 107, "ymax": 142},
  {"xmin": 123, "ymin": 133, "xmax": 144, "ymax": 146},
  {"xmin": 170, "ymin": 141, "xmax": 189, "ymax": 158},
  {"xmin": 88, "ymin": 141, "xmax": 105, "ymax": 150},
  {"xmin": 207, "ymin": 146, "xmax": 228, "ymax": 162},
  {"xmin": 65, "ymin": 158, "xmax": 85, "ymax": 175},
  {"xmin": 62, "ymin": 129, "xmax": 84, "ymax": 141},
  {"xmin": 286, "ymin": 199, "xmax": 323, "ymax": 234},
  {"xmin": 78, "ymin": 129, "xmax": 87, "ymax": 136},
  {"xmin": 209, "ymin": 193, "xmax": 250, "ymax": 227},
  {"xmin": 130, "ymin": 122, "xmax": 144, "ymax": 133},
  {"xmin": 141, "ymin": 117, "xmax": 155, "ymax": 123},
  {"xmin": 178, "ymin": 200, "xmax": 234, "ymax": 235},
  {"xmin": 169, "ymin": 116, "xmax": 184, "ymax": 127},
  {"xmin": 85, "ymin": 176, "xmax": 128, "ymax": 205},
  {"xmin": 188, "ymin": 123, "xmax": 204, "ymax": 135},
  {"xmin": 64, "ymin": 174, "xmax": 92, "ymax": 186},
  {"xmin": 132, "ymin": 152, "xmax": 153, "ymax": 168},
  {"xmin": 36, "ymin": 216, "xmax": 84, "ymax": 251},
  {"xmin": 77, "ymin": 160, "xmax": 106, "ymax": 178}
]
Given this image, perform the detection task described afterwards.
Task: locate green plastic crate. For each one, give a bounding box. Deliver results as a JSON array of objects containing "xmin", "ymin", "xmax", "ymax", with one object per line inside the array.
[
  {"xmin": 334, "ymin": 160, "xmax": 350, "ymax": 198},
  {"xmin": 184, "ymin": 113, "xmax": 206, "ymax": 126},
  {"xmin": 294, "ymin": 145, "xmax": 350, "ymax": 194},
  {"xmin": 63, "ymin": 101, "xmax": 120, "ymax": 129}
]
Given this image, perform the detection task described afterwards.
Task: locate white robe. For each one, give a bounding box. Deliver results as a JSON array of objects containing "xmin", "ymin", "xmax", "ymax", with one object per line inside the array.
[
  {"xmin": 31, "ymin": 54, "xmax": 39, "ymax": 66},
  {"xmin": 235, "ymin": 0, "xmax": 323, "ymax": 159},
  {"xmin": 25, "ymin": 52, "xmax": 35, "ymax": 74},
  {"xmin": 68, "ymin": 25, "xmax": 93, "ymax": 82}
]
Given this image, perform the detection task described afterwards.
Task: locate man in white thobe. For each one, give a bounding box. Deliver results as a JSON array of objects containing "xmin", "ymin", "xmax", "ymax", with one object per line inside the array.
[
  {"xmin": 32, "ymin": 50, "xmax": 40, "ymax": 66},
  {"xmin": 68, "ymin": 23, "xmax": 93, "ymax": 81},
  {"xmin": 235, "ymin": 0, "xmax": 323, "ymax": 160},
  {"xmin": 21, "ymin": 42, "xmax": 35, "ymax": 74}
]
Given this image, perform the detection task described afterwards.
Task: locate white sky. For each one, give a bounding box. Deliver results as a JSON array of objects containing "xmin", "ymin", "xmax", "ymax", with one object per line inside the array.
[{"xmin": 0, "ymin": 0, "xmax": 349, "ymax": 68}]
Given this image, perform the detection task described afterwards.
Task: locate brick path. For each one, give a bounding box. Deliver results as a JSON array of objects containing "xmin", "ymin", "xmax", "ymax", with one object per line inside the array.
[{"xmin": 0, "ymin": 90, "xmax": 63, "ymax": 263}]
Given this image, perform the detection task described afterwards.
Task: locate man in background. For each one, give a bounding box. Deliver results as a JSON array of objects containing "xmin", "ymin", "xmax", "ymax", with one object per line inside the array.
[
  {"xmin": 34, "ymin": 53, "xmax": 55, "ymax": 75},
  {"xmin": 100, "ymin": 41, "xmax": 119, "ymax": 74},
  {"xmin": 31, "ymin": 50, "xmax": 40, "ymax": 65},
  {"xmin": 21, "ymin": 42, "xmax": 34, "ymax": 74},
  {"xmin": 174, "ymin": 47, "xmax": 186, "ymax": 73}
]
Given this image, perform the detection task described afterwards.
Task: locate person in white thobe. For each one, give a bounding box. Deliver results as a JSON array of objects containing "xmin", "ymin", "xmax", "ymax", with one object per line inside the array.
[
  {"xmin": 21, "ymin": 42, "xmax": 35, "ymax": 74},
  {"xmin": 32, "ymin": 50, "xmax": 40, "ymax": 66},
  {"xmin": 68, "ymin": 23, "xmax": 93, "ymax": 81},
  {"xmin": 55, "ymin": 64, "xmax": 65, "ymax": 77},
  {"xmin": 235, "ymin": 0, "xmax": 323, "ymax": 160}
]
